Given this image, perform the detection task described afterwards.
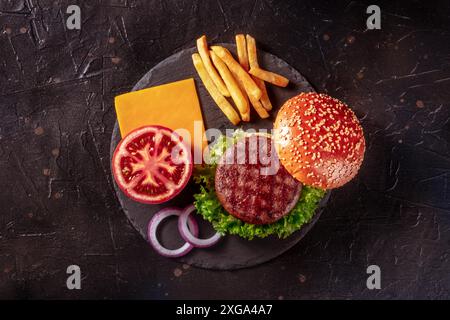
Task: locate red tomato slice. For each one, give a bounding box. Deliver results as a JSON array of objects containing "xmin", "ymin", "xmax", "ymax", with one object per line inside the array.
[{"xmin": 112, "ymin": 125, "xmax": 192, "ymax": 204}]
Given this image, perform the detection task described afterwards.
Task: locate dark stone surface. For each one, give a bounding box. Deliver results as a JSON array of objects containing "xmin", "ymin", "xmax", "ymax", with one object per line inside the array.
[
  {"xmin": 110, "ymin": 43, "xmax": 330, "ymax": 270},
  {"xmin": 0, "ymin": 0, "xmax": 449, "ymax": 299}
]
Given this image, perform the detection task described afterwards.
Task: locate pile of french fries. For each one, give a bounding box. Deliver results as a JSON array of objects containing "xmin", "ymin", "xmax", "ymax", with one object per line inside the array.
[{"xmin": 192, "ymin": 34, "xmax": 289, "ymax": 125}]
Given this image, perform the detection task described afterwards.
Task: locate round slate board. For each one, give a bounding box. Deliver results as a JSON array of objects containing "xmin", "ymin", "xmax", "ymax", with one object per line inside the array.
[{"xmin": 110, "ymin": 44, "xmax": 331, "ymax": 270}]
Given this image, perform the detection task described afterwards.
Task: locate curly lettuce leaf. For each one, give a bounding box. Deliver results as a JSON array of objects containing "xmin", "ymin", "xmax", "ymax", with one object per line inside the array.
[{"xmin": 193, "ymin": 131, "xmax": 326, "ymax": 240}]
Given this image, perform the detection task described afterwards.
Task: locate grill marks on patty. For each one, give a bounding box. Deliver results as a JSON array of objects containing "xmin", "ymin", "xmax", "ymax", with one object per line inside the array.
[{"xmin": 215, "ymin": 135, "xmax": 302, "ymax": 225}]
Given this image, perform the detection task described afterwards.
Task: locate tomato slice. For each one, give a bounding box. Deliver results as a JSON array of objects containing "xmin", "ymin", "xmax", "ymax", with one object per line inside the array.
[{"xmin": 112, "ymin": 125, "xmax": 192, "ymax": 204}]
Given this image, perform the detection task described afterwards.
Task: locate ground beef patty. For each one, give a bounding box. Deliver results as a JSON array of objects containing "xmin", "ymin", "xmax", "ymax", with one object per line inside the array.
[{"xmin": 215, "ymin": 135, "xmax": 302, "ymax": 225}]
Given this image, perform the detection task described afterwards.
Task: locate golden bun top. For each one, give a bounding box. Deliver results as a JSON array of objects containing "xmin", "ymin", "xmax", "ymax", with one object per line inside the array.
[{"xmin": 274, "ymin": 92, "xmax": 365, "ymax": 189}]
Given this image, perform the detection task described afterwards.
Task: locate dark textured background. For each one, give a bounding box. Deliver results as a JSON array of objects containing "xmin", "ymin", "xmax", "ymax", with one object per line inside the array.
[{"xmin": 0, "ymin": 0, "xmax": 449, "ymax": 299}]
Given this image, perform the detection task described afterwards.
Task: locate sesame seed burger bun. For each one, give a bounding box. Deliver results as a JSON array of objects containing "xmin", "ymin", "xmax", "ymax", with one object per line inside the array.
[{"xmin": 274, "ymin": 92, "xmax": 365, "ymax": 189}]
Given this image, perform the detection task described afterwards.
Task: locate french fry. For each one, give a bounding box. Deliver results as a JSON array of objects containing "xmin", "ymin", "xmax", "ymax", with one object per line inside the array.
[
  {"xmin": 211, "ymin": 46, "xmax": 262, "ymax": 101},
  {"xmin": 254, "ymin": 77, "xmax": 272, "ymax": 111},
  {"xmin": 229, "ymin": 69, "xmax": 250, "ymax": 121},
  {"xmin": 236, "ymin": 35, "xmax": 265, "ymax": 118},
  {"xmin": 192, "ymin": 53, "xmax": 240, "ymax": 125},
  {"xmin": 248, "ymin": 93, "xmax": 270, "ymax": 119},
  {"xmin": 246, "ymin": 34, "xmax": 272, "ymax": 110},
  {"xmin": 249, "ymin": 67, "xmax": 289, "ymax": 87},
  {"xmin": 196, "ymin": 35, "xmax": 230, "ymax": 97},
  {"xmin": 210, "ymin": 50, "xmax": 250, "ymax": 121},
  {"xmin": 235, "ymin": 34, "xmax": 249, "ymax": 71},
  {"xmin": 229, "ymin": 67, "xmax": 266, "ymax": 120},
  {"xmin": 246, "ymin": 34, "xmax": 259, "ymax": 69},
  {"xmin": 231, "ymin": 68, "xmax": 267, "ymax": 119}
]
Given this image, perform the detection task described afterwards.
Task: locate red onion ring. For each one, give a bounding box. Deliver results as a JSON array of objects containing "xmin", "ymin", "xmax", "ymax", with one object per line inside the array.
[
  {"xmin": 147, "ymin": 207, "xmax": 199, "ymax": 258},
  {"xmin": 178, "ymin": 204, "xmax": 222, "ymax": 248}
]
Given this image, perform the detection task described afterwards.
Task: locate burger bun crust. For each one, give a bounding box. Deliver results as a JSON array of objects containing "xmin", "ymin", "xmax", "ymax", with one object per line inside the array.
[{"xmin": 274, "ymin": 92, "xmax": 365, "ymax": 189}]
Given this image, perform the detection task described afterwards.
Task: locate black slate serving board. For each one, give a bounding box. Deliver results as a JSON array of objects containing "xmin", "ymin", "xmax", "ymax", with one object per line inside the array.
[{"xmin": 110, "ymin": 44, "xmax": 331, "ymax": 270}]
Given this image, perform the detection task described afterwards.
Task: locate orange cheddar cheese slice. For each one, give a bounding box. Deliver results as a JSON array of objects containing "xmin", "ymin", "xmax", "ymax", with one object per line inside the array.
[{"xmin": 114, "ymin": 78, "xmax": 207, "ymax": 161}]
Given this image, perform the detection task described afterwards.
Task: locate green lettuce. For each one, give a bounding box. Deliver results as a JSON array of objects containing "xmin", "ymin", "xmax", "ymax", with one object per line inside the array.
[{"xmin": 193, "ymin": 131, "xmax": 326, "ymax": 240}]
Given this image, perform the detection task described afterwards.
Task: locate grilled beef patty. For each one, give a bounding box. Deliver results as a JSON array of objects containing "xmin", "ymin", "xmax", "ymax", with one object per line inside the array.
[{"xmin": 215, "ymin": 135, "xmax": 302, "ymax": 225}]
